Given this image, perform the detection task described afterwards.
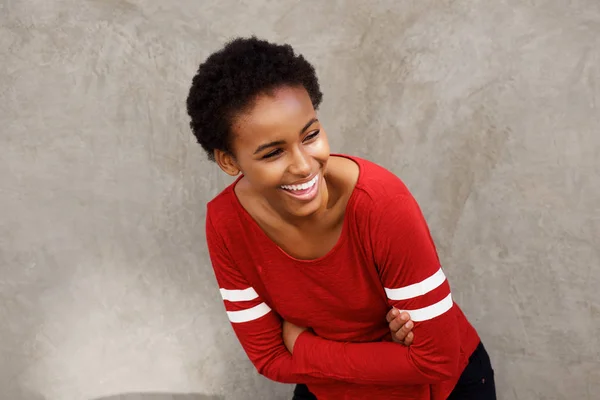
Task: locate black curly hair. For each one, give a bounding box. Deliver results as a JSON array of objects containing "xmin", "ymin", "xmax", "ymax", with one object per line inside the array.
[{"xmin": 186, "ymin": 36, "xmax": 323, "ymax": 161}]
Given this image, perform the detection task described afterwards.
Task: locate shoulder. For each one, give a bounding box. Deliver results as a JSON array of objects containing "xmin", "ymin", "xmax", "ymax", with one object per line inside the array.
[
  {"xmin": 339, "ymin": 154, "xmax": 413, "ymax": 205},
  {"xmin": 342, "ymin": 157, "xmax": 433, "ymax": 250},
  {"xmin": 206, "ymin": 179, "xmax": 240, "ymax": 232},
  {"xmin": 331, "ymin": 155, "xmax": 419, "ymax": 235}
]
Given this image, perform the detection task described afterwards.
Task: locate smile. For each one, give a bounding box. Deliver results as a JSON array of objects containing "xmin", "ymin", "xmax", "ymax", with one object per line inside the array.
[
  {"xmin": 280, "ymin": 174, "xmax": 319, "ymax": 191},
  {"xmin": 280, "ymin": 173, "xmax": 320, "ymax": 201}
]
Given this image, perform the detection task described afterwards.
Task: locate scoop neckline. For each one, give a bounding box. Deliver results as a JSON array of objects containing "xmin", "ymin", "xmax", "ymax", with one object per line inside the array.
[{"xmin": 228, "ymin": 153, "xmax": 363, "ymax": 264}]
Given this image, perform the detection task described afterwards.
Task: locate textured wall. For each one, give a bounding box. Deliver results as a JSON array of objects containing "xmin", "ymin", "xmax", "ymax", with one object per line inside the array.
[{"xmin": 1, "ymin": 0, "xmax": 599, "ymax": 399}]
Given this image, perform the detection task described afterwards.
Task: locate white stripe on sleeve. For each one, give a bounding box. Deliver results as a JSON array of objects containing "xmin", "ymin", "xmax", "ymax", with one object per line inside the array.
[
  {"xmin": 227, "ymin": 302, "xmax": 272, "ymax": 323},
  {"xmin": 399, "ymin": 293, "xmax": 453, "ymax": 322},
  {"xmin": 220, "ymin": 287, "xmax": 259, "ymax": 302},
  {"xmin": 384, "ymin": 267, "xmax": 447, "ymax": 300}
]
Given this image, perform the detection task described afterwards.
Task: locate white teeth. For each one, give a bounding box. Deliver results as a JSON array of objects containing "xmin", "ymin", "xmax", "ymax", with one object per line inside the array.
[{"xmin": 281, "ymin": 175, "xmax": 318, "ymax": 191}]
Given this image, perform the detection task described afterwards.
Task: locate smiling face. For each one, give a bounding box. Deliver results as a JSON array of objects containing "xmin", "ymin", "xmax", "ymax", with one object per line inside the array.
[{"xmin": 215, "ymin": 85, "xmax": 331, "ymax": 219}]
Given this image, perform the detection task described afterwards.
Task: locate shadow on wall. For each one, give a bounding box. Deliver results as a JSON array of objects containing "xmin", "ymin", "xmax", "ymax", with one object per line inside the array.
[{"xmin": 92, "ymin": 393, "xmax": 224, "ymax": 400}]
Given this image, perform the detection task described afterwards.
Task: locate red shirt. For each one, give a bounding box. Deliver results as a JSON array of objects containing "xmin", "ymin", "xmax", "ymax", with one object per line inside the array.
[{"xmin": 205, "ymin": 154, "xmax": 480, "ymax": 400}]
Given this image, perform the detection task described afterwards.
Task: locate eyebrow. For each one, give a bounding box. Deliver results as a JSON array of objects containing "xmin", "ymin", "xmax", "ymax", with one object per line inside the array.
[{"xmin": 253, "ymin": 117, "xmax": 319, "ymax": 155}]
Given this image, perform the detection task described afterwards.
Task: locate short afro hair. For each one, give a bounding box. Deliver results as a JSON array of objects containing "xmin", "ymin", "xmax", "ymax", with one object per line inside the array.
[{"xmin": 186, "ymin": 36, "xmax": 323, "ymax": 161}]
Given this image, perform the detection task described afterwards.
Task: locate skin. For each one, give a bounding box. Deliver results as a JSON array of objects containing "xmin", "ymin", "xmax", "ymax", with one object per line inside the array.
[{"xmin": 214, "ymin": 85, "xmax": 415, "ymax": 353}]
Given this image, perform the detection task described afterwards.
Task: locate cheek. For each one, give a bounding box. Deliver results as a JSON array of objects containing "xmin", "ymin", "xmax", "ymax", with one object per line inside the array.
[
  {"xmin": 247, "ymin": 164, "xmax": 286, "ymax": 188},
  {"xmin": 312, "ymin": 134, "xmax": 330, "ymax": 157}
]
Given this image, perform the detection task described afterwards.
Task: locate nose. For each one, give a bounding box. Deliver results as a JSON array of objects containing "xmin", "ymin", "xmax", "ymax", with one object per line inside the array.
[{"xmin": 288, "ymin": 147, "xmax": 312, "ymax": 177}]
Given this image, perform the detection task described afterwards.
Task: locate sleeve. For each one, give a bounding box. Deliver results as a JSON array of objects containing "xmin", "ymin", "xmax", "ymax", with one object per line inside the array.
[
  {"xmin": 291, "ymin": 193, "xmax": 461, "ymax": 384},
  {"xmin": 374, "ymin": 193, "xmax": 460, "ymax": 377},
  {"xmin": 205, "ymin": 211, "xmax": 331, "ymax": 385}
]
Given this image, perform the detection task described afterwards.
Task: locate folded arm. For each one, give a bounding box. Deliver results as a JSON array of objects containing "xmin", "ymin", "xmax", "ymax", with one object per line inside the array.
[{"xmin": 205, "ymin": 192, "xmax": 460, "ymax": 385}]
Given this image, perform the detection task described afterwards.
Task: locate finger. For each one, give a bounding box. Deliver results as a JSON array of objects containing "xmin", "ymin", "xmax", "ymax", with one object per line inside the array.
[
  {"xmin": 388, "ymin": 315, "xmax": 404, "ymax": 333},
  {"xmin": 396, "ymin": 331, "xmax": 415, "ymax": 347},
  {"xmin": 386, "ymin": 307, "xmax": 399, "ymax": 323},
  {"xmin": 394, "ymin": 319, "xmax": 414, "ymax": 342},
  {"xmin": 389, "ymin": 312, "xmax": 411, "ymax": 332}
]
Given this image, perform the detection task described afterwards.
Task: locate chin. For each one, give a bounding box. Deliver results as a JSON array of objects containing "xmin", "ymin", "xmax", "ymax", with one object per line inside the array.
[
  {"xmin": 287, "ymin": 200, "xmax": 322, "ymax": 218},
  {"xmin": 282, "ymin": 185, "xmax": 324, "ymax": 218}
]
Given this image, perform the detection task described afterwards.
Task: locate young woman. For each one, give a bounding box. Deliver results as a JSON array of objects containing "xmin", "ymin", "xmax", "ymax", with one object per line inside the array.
[{"xmin": 186, "ymin": 36, "xmax": 496, "ymax": 400}]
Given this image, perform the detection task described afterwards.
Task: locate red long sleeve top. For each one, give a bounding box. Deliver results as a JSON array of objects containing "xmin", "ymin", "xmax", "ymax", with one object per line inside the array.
[{"xmin": 205, "ymin": 154, "xmax": 480, "ymax": 399}]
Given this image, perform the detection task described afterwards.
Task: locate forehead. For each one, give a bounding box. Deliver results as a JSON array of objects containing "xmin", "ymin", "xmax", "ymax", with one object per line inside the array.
[{"xmin": 232, "ymin": 86, "xmax": 315, "ymax": 143}]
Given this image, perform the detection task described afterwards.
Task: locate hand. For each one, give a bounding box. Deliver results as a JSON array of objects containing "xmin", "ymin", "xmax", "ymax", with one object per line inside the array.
[
  {"xmin": 282, "ymin": 320, "xmax": 309, "ymax": 354},
  {"xmin": 386, "ymin": 307, "xmax": 414, "ymax": 346}
]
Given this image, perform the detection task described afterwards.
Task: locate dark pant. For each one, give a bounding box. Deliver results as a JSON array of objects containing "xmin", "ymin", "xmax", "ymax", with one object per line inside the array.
[
  {"xmin": 292, "ymin": 383, "xmax": 318, "ymax": 400},
  {"xmin": 292, "ymin": 341, "xmax": 496, "ymax": 400},
  {"xmin": 447, "ymin": 341, "xmax": 496, "ymax": 399}
]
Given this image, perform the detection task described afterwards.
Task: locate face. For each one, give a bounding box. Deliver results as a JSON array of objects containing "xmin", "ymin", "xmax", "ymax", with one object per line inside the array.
[{"xmin": 216, "ymin": 85, "xmax": 330, "ymax": 219}]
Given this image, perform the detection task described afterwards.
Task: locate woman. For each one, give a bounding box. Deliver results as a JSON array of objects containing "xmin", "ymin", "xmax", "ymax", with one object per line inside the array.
[{"xmin": 186, "ymin": 36, "xmax": 495, "ymax": 399}]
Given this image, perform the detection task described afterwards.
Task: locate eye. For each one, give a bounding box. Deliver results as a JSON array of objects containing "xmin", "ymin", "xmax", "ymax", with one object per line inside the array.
[
  {"xmin": 262, "ymin": 148, "xmax": 283, "ymax": 159},
  {"xmin": 303, "ymin": 130, "xmax": 320, "ymax": 142}
]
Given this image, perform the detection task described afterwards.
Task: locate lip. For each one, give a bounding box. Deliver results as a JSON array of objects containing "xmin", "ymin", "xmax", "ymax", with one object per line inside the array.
[
  {"xmin": 279, "ymin": 172, "xmax": 321, "ymax": 202},
  {"xmin": 282, "ymin": 172, "xmax": 319, "ymax": 187}
]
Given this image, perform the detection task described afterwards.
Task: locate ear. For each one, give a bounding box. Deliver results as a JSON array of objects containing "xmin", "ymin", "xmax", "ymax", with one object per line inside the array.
[{"xmin": 214, "ymin": 149, "xmax": 241, "ymax": 176}]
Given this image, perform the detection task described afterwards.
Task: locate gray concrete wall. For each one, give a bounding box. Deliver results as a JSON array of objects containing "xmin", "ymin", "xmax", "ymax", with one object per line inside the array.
[{"xmin": 1, "ymin": 1, "xmax": 599, "ymax": 399}]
